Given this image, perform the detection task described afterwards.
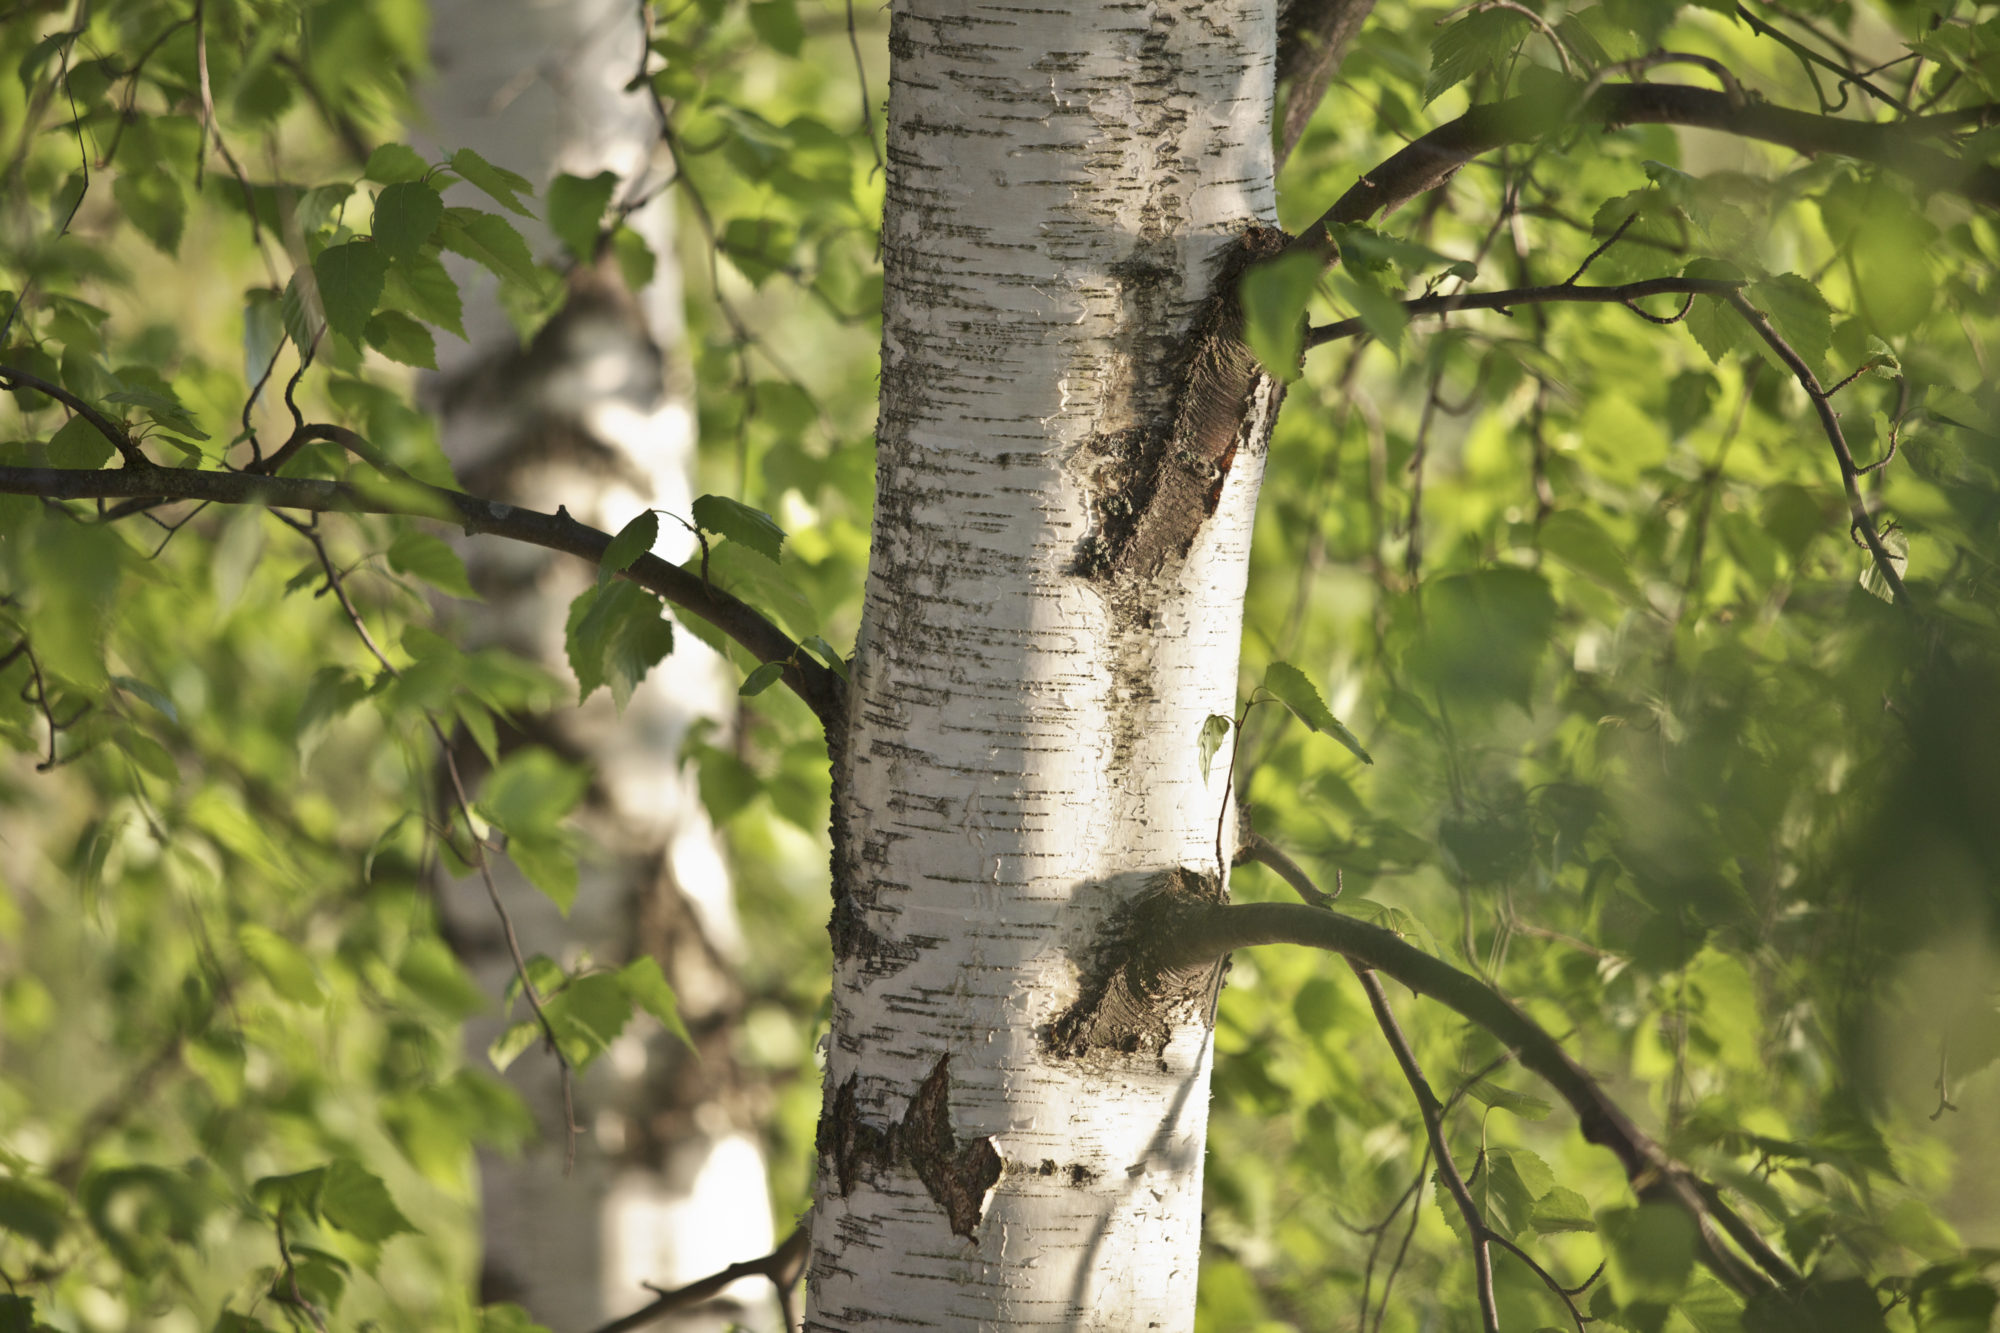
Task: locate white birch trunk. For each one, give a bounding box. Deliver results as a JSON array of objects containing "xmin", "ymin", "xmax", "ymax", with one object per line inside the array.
[
  {"xmin": 419, "ymin": 2, "xmax": 776, "ymax": 1327},
  {"xmin": 807, "ymin": 2, "xmax": 1278, "ymax": 1326}
]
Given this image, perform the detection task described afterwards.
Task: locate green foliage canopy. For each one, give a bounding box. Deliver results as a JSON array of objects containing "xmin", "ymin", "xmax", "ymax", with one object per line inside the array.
[{"xmin": 1, "ymin": 1, "xmax": 1999, "ymax": 1331}]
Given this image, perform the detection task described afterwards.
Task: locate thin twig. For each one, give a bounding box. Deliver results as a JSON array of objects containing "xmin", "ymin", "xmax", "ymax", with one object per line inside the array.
[
  {"xmin": 284, "ymin": 516, "xmax": 582, "ymax": 1170},
  {"xmin": 1722, "ymin": 292, "xmax": 1911, "ymax": 608},
  {"xmin": 1307, "ymin": 275, "xmax": 1743, "ymax": 347}
]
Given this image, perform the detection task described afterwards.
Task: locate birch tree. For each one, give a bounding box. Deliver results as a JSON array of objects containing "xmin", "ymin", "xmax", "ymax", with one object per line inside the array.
[
  {"xmin": 5, "ymin": 2, "xmax": 2000, "ymax": 1332},
  {"xmin": 415, "ymin": 0, "xmax": 776, "ymax": 1326}
]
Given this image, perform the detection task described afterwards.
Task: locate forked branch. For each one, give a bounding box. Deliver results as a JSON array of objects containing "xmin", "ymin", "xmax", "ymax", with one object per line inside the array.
[{"xmin": 1144, "ymin": 875, "xmax": 1803, "ymax": 1301}]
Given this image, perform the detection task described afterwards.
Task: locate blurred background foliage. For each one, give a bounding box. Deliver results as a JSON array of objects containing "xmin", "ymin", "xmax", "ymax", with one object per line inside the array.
[{"xmin": 1, "ymin": 0, "xmax": 1998, "ymax": 1331}]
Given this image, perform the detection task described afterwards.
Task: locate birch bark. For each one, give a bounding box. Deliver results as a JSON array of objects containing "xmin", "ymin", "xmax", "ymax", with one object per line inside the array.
[
  {"xmin": 807, "ymin": 2, "xmax": 1278, "ymax": 1326},
  {"xmin": 419, "ymin": 2, "xmax": 776, "ymax": 1327}
]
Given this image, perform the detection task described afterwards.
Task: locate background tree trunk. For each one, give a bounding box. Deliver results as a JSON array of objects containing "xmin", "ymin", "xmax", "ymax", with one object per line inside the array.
[
  {"xmin": 807, "ymin": 2, "xmax": 1278, "ymax": 1325},
  {"xmin": 419, "ymin": 2, "xmax": 778, "ymax": 1327}
]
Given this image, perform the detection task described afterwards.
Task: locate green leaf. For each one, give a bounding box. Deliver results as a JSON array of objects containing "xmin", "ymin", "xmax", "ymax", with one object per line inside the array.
[
  {"xmin": 237, "ymin": 923, "xmax": 325, "ymax": 1005},
  {"xmin": 252, "ymin": 1167, "xmax": 327, "ymax": 1219},
  {"xmin": 617, "ymin": 956, "xmax": 694, "ymax": 1050},
  {"xmin": 438, "ymin": 209, "xmax": 541, "ymax": 290},
  {"xmin": 1747, "ymin": 273, "xmax": 1832, "ymax": 374},
  {"xmin": 600, "ymin": 510, "xmax": 658, "ymax": 583},
  {"xmin": 1682, "ymin": 258, "xmax": 1746, "ymax": 363},
  {"xmin": 1858, "ymin": 526, "xmax": 1908, "ymax": 604},
  {"xmin": 386, "ymin": 529, "xmax": 474, "ymax": 598},
  {"xmin": 1198, "ymin": 713, "xmax": 1233, "ymax": 783},
  {"xmin": 1239, "ymin": 250, "xmax": 1320, "ymax": 382},
  {"xmin": 542, "ymin": 972, "xmax": 633, "ymax": 1064},
  {"xmin": 242, "ymin": 286, "xmax": 286, "ymax": 385},
  {"xmin": 1466, "ymin": 1078, "xmax": 1553, "ymax": 1120},
  {"xmin": 383, "ymin": 252, "xmax": 466, "ymax": 340},
  {"xmin": 1600, "ymin": 1203, "xmax": 1697, "ymax": 1306},
  {"xmin": 449, "ymin": 147, "xmax": 535, "ymax": 216},
  {"xmin": 1425, "ymin": 8, "xmax": 1530, "ymax": 104},
  {"xmin": 479, "ymin": 1304, "xmax": 554, "ymax": 1333},
  {"xmin": 691, "ymin": 494, "xmax": 786, "ymax": 562},
  {"xmin": 749, "ymin": 0, "xmax": 805, "ymax": 54},
  {"xmin": 565, "ymin": 581, "xmax": 676, "ymax": 710},
  {"xmin": 318, "ymin": 1160, "xmax": 412, "ymax": 1244},
  {"xmin": 611, "ymin": 225, "xmax": 657, "ymax": 290},
  {"xmin": 740, "ymin": 661, "xmax": 786, "ymax": 696},
  {"xmin": 110, "ymin": 674, "xmax": 177, "ymax": 723},
  {"xmin": 371, "ymin": 180, "xmax": 444, "ymax": 263},
  {"xmin": 479, "ymin": 746, "xmax": 587, "ymax": 836},
  {"xmin": 801, "ymin": 635, "xmax": 850, "ymax": 680},
  {"xmin": 313, "ymin": 240, "xmax": 389, "ymax": 343},
  {"xmin": 547, "ymin": 170, "xmax": 618, "ymax": 261},
  {"xmin": 487, "ymin": 1020, "xmax": 540, "ymax": 1072},
  {"xmin": 1528, "ymin": 1185, "xmax": 1596, "ymax": 1234},
  {"xmin": 364, "ymin": 143, "xmax": 429, "ymax": 184},
  {"xmin": 0, "ymin": 1176, "xmax": 67, "ymax": 1250},
  {"xmin": 397, "ymin": 936, "xmax": 487, "ymax": 1019},
  {"xmin": 1261, "ymin": 661, "xmax": 1372, "ymax": 764},
  {"xmin": 1538, "ymin": 509, "xmax": 1637, "ymax": 596},
  {"xmin": 364, "ymin": 310, "xmax": 438, "ymax": 369},
  {"xmin": 113, "ymin": 168, "xmax": 186, "ymax": 254},
  {"xmin": 507, "ymin": 832, "xmax": 580, "ymax": 914},
  {"xmin": 47, "ymin": 414, "xmax": 113, "ymax": 469}
]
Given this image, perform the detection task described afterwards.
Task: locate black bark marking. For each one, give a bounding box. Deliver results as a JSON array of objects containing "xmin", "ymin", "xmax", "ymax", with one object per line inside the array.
[
  {"xmin": 902, "ymin": 1056, "xmax": 1003, "ymax": 1238},
  {"xmin": 1079, "ymin": 226, "xmax": 1291, "ymax": 581},
  {"xmin": 1046, "ymin": 866, "xmax": 1230, "ymax": 1064},
  {"xmin": 818, "ymin": 1056, "xmax": 1003, "ymax": 1239}
]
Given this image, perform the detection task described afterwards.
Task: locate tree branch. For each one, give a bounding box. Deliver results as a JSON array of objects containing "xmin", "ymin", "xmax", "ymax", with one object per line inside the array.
[
  {"xmin": 1151, "ymin": 893, "xmax": 1803, "ymax": 1299},
  {"xmin": 1274, "ymin": 0, "xmax": 1378, "ymax": 168},
  {"xmin": 592, "ymin": 1221, "xmax": 809, "ymax": 1333},
  {"xmin": 0, "ymin": 463, "xmax": 847, "ymax": 728},
  {"xmin": 1722, "ymin": 292, "xmax": 1911, "ymax": 608},
  {"xmin": 1293, "ymin": 83, "xmax": 2000, "ymax": 252},
  {"xmin": 0, "ymin": 362, "xmax": 149, "ymax": 468},
  {"xmin": 1307, "ymin": 275, "xmax": 1743, "ymax": 347}
]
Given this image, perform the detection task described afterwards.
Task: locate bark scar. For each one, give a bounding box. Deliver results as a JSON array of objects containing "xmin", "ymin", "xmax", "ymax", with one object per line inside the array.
[
  {"xmin": 820, "ymin": 1054, "xmax": 1003, "ymax": 1239},
  {"xmin": 1080, "ymin": 225, "xmax": 1292, "ymax": 580}
]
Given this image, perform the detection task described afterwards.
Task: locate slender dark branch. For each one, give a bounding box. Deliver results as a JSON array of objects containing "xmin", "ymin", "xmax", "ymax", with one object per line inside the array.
[
  {"xmin": 0, "ymin": 462, "xmax": 846, "ymax": 727},
  {"xmin": 1154, "ymin": 894, "xmax": 1803, "ymax": 1298},
  {"xmin": 1306, "ymin": 276, "xmax": 1743, "ymax": 348},
  {"xmin": 1355, "ymin": 966, "xmax": 1499, "ymax": 1333},
  {"xmin": 1273, "ymin": 0, "xmax": 1378, "ymax": 168},
  {"xmin": 1722, "ymin": 293, "xmax": 1911, "ymax": 607},
  {"xmin": 1293, "ymin": 82, "xmax": 2000, "ymax": 253},
  {"xmin": 286, "ymin": 516, "xmax": 583, "ymax": 1169},
  {"xmin": 592, "ymin": 1221, "xmax": 809, "ymax": 1333},
  {"xmin": 1735, "ymin": 3, "xmax": 1908, "ymax": 114},
  {"xmin": 1243, "ymin": 836, "xmax": 1588, "ymax": 1332},
  {"xmin": 0, "ymin": 363, "xmax": 147, "ymax": 468}
]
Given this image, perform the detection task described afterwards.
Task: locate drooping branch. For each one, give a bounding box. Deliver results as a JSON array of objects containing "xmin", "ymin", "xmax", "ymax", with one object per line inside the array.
[
  {"xmin": 1143, "ymin": 889, "xmax": 1803, "ymax": 1299},
  {"xmin": 1306, "ymin": 275, "xmax": 1743, "ymax": 347},
  {"xmin": 1293, "ymin": 82, "xmax": 2000, "ymax": 251},
  {"xmin": 1722, "ymin": 292, "xmax": 1911, "ymax": 608},
  {"xmin": 0, "ymin": 462, "xmax": 847, "ymax": 727}
]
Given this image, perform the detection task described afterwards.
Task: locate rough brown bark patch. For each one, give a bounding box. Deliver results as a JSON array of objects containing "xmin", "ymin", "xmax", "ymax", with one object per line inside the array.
[
  {"xmin": 1046, "ymin": 866, "xmax": 1230, "ymax": 1063},
  {"xmin": 819, "ymin": 1055, "xmax": 1003, "ymax": 1239},
  {"xmin": 1080, "ymin": 227, "xmax": 1290, "ymax": 581}
]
